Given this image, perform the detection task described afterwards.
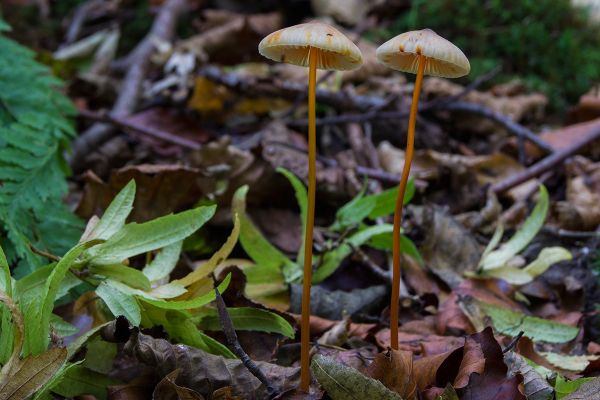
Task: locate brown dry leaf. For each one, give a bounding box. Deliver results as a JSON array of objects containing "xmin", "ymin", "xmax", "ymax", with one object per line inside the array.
[
  {"xmin": 375, "ymin": 329, "xmax": 464, "ymax": 356},
  {"xmin": 296, "ymin": 314, "xmax": 376, "ymax": 340},
  {"xmin": 366, "ymin": 349, "xmax": 417, "ymax": 400},
  {"xmin": 528, "ymin": 117, "xmax": 600, "ymax": 159},
  {"xmin": 153, "ymin": 369, "xmax": 205, "ymax": 400},
  {"xmin": 125, "ymin": 332, "xmax": 300, "ymax": 398},
  {"xmin": 178, "ymin": 10, "xmax": 282, "ymax": 64},
  {"xmin": 413, "ymin": 348, "xmax": 463, "ymax": 392},
  {"xmin": 76, "ymin": 165, "xmax": 212, "ymax": 222},
  {"xmin": 317, "ymin": 316, "xmax": 351, "ymax": 347},
  {"xmin": 411, "ymin": 205, "xmax": 481, "ymax": 288},
  {"xmin": 454, "ymin": 338, "xmax": 485, "ymax": 389},
  {"xmin": 555, "ymin": 156, "xmax": 600, "ymax": 230}
]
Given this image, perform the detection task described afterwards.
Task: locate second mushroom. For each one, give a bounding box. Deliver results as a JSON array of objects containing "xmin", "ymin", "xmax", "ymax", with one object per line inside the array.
[
  {"xmin": 376, "ymin": 29, "xmax": 470, "ymax": 350},
  {"xmin": 258, "ymin": 22, "xmax": 362, "ymax": 392}
]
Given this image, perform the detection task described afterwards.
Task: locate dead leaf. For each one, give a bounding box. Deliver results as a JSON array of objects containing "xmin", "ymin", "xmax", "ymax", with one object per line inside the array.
[
  {"xmin": 153, "ymin": 369, "xmax": 205, "ymax": 399},
  {"xmin": 366, "ymin": 349, "xmax": 417, "ymax": 399},
  {"xmin": 413, "ymin": 348, "xmax": 463, "ymax": 391},
  {"xmin": 454, "ymin": 338, "xmax": 485, "ymax": 389},
  {"xmin": 125, "ymin": 331, "xmax": 300, "ymax": 398},
  {"xmin": 504, "ymin": 351, "xmax": 553, "ymax": 400},
  {"xmin": 0, "ymin": 348, "xmax": 67, "ymax": 400}
]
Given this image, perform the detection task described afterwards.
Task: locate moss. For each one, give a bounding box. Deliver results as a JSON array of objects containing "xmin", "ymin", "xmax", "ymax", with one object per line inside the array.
[{"xmin": 368, "ymin": 0, "xmax": 600, "ymax": 111}]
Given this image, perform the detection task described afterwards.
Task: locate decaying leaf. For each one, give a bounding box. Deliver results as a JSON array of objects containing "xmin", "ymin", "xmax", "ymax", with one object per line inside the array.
[
  {"xmin": 311, "ymin": 354, "xmax": 403, "ymax": 400},
  {"xmin": 125, "ymin": 332, "xmax": 299, "ymax": 398},
  {"xmin": 366, "ymin": 349, "xmax": 417, "ymax": 399}
]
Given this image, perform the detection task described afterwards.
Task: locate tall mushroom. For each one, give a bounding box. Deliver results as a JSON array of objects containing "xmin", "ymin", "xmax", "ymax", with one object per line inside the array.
[
  {"xmin": 376, "ymin": 29, "xmax": 469, "ymax": 350},
  {"xmin": 258, "ymin": 22, "xmax": 362, "ymax": 391}
]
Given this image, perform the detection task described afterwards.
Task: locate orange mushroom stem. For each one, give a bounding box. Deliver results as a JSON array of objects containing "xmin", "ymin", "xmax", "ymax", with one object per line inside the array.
[{"xmin": 390, "ymin": 54, "xmax": 425, "ymax": 349}]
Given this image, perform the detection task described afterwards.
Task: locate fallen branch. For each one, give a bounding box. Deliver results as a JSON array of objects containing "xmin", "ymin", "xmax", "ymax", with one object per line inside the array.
[
  {"xmin": 199, "ymin": 65, "xmax": 387, "ymax": 111},
  {"xmin": 79, "ymin": 109, "xmax": 202, "ymax": 150},
  {"xmin": 70, "ymin": 0, "xmax": 187, "ymax": 172},
  {"xmin": 492, "ymin": 123, "xmax": 600, "ymax": 193},
  {"xmin": 214, "ymin": 285, "xmax": 280, "ymax": 398}
]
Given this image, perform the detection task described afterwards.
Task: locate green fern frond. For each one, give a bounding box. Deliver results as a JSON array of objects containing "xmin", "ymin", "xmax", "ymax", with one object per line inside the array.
[{"xmin": 0, "ymin": 20, "xmax": 83, "ymax": 275}]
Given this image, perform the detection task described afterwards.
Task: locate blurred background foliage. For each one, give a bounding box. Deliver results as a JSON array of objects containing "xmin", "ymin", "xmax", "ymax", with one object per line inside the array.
[{"xmin": 369, "ymin": 0, "xmax": 600, "ymax": 110}]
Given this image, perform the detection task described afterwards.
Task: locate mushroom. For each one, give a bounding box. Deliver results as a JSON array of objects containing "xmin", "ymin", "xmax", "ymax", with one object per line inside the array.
[
  {"xmin": 376, "ymin": 29, "xmax": 469, "ymax": 350},
  {"xmin": 259, "ymin": 22, "xmax": 362, "ymax": 391}
]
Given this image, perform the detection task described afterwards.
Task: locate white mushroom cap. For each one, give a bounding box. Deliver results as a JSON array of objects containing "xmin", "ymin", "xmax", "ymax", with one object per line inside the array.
[
  {"xmin": 258, "ymin": 22, "xmax": 363, "ymax": 71},
  {"xmin": 376, "ymin": 29, "xmax": 470, "ymax": 78}
]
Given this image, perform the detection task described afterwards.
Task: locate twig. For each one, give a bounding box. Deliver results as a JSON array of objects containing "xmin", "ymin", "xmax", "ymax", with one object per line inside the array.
[
  {"xmin": 213, "ymin": 285, "xmax": 280, "ymax": 398},
  {"xmin": 79, "ymin": 109, "xmax": 202, "ymax": 150},
  {"xmin": 502, "ymin": 330, "xmax": 525, "ymax": 353},
  {"xmin": 437, "ymin": 101, "xmax": 555, "ymax": 155},
  {"xmin": 263, "ymin": 140, "xmax": 401, "ymax": 184},
  {"xmin": 199, "ymin": 66, "xmax": 387, "ymax": 112},
  {"xmin": 29, "ymin": 244, "xmax": 61, "ymax": 262},
  {"xmin": 70, "ymin": 0, "xmax": 187, "ymax": 172},
  {"xmin": 492, "ymin": 123, "xmax": 600, "ymax": 193},
  {"xmin": 63, "ymin": 0, "xmax": 103, "ymax": 44},
  {"xmin": 348, "ymin": 242, "xmax": 391, "ymax": 282}
]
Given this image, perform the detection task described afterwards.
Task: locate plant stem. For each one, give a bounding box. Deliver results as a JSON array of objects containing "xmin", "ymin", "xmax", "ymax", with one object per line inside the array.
[
  {"xmin": 300, "ymin": 46, "xmax": 318, "ymax": 392},
  {"xmin": 390, "ymin": 54, "xmax": 426, "ymax": 350}
]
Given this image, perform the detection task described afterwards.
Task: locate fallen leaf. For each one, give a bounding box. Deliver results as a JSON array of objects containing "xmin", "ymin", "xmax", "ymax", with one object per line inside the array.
[
  {"xmin": 504, "ymin": 351, "xmax": 553, "ymax": 400},
  {"xmin": 311, "ymin": 354, "xmax": 403, "ymax": 400},
  {"xmin": 366, "ymin": 349, "xmax": 417, "ymax": 399}
]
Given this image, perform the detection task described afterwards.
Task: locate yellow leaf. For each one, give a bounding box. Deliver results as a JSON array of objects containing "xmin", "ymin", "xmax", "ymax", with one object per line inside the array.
[{"xmin": 187, "ymin": 77, "xmax": 227, "ymax": 113}]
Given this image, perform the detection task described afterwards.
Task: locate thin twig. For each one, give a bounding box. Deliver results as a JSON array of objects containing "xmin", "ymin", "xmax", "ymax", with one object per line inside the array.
[
  {"xmin": 502, "ymin": 331, "xmax": 525, "ymax": 353},
  {"xmin": 79, "ymin": 109, "xmax": 202, "ymax": 150},
  {"xmin": 438, "ymin": 101, "xmax": 555, "ymax": 155},
  {"xmin": 70, "ymin": 0, "xmax": 187, "ymax": 171},
  {"xmin": 213, "ymin": 284, "xmax": 280, "ymax": 398},
  {"xmin": 29, "ymin": 244, "xmax": 61, "ymax": 262},
  {"xmin": 492, "ymin": 123, "xmax": 600, "ymax": 192}
]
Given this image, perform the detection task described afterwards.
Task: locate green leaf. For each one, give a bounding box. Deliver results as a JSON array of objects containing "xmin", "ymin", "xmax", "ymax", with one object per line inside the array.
[
  {"xmin": 523, "ymin": 247, "xmax": 572, "ymax": 277},
  {"xmin": 481, "ymin": 185, "xmax": 549, "ymax": 270},
  {"xmin": 277, "ymin": 168, "xmax": 308, "ymax": 265},
  {"xmin": 311, "ymin": 354, "xmax": 403, "ymax": 400},
  {"xmin": 90, "ymin": 263, "xmax": 151, "ymax": 290},
  {"xmin": 87, "ymin": 180, "xmax": 135, "ymax": 240},
  {"xmin": 232, "ymin": 186, "xmax": 297, "ymax": 278},
  {"xmin": 436, "ymin": 384, "xmax": 460, "ymax": 400},
  {"xmin": 50, "ymin": 314, "xmax": 79, "ymax": 337},
  {"xmin": 142, "ymin": 240, "xmax": 182, "ymax": 282},
  {"xmin": 195, "ymin": 307, "xmax": 294, "ymax": 338},
  {"xmin": 314, "ymin": 224, "xmax": 394, "ymax": 282},
  {"xmin": 555, "ymin": 375, "xmax": 595, "ymax": 400},
  {"xmin": 479, "ymin": 301, "xmax": 579, "ymax": 343},
  {"xmin": 96, "ymin": 281, "xmax": 141, "ymax": 326},
  {"xmin": 87, "ymin": 205, "xmax": 216, "ymax": 265},
  {"xmin": 66, "ymin": 321, "xmax": 112, "ymax": 358},
  {"xmin": 366, "ymin": 179, "xmax": 415, "ymax": 220},
  {"xmin": 139, "ymin": 273, "xmax": 231, "ymax": 311},
  {"xmin": 331, "ymin": 185, "xmax": 376, "ymax": 231},
  {"xmin": 50, "ymin": 364, "xmax": 117, "ymax": 400},
  {"xmin": 0, "ymin": 348, "xmax": 67, "ymax": 400},
  {"xmin": 0, "ymin": 246, "xmax": 13, "ymax": 364},
  {"xmin": 24, "ymin": 241, "xmax": 98, "ymax": 355}
]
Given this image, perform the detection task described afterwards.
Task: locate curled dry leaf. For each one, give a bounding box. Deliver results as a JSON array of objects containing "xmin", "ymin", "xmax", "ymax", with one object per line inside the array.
[
  {"xmin": 125, "ymin": 331, "xmax": 300, "ymax": 398},
  {"xmin": 366, "ymin": 349, "xmax": 417, "ymax": 399}
]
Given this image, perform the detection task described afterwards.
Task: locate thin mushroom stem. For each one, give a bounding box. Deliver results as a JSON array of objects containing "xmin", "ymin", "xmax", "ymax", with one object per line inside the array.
[
  {"xmin": 390, "ymin": 54, "xmax": 426, "ymax": 350},
  {"xmin": 300, "ymin": 46, "xmax": 318, "ymax": 392}
]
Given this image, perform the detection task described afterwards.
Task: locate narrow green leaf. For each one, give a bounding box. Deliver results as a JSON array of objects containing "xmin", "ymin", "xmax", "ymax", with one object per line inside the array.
[
  {"xmin": 331, "ymin": 186, "xmax": 376, "ymax": 231},
  {"xmin": 88, "ymin": 205, "xmax": 216, "ymax": 265},
  {"xmin": 195, "ymin": 307, "xmax": 294, "ymax": 338},
  {"xmin": 51, "ymin": 365, "xmax": 117, "ymax": 400},
  {"xmin": 142, "ymin": 240, "xmax": 182, "ymax": 282},
  {"xmin": 481, "ymin": 185, "xmax": 549, "ymax": 270},
  {"xmin": 87, "ymin": 180, "xmax": 135, "ymax": 240},
  {"xmin": 366, "ymin": 179, "xmax": 415, "ymax": 220},
  {"xmin": 96, "ymin": 281, "xmax": 141, "ymax": 326},
  {"xmin": 555, "ymin": 375, "xmax": 595, "ymax": 400},
  {"xmin": 232, "ymin": 186, "xmax": 297, "ymax": 274},
  {"xmin": 277, "ymin": 168, "xmax": 308, "ymax": 265},
  {"xmin": 523, "ymin": 247, "xmax": 572, "ymax": 278},
  {"xmin": 50, "ymin": 314, "xmax": 79, "ymax": 337},
  {"xmin": 311, "ymin": 354, "xmax": 402, "ymax": 400},
  {"xmin": 90, "ymin": 264, "xmax": 151, "ymax": 290},
  {"xmin": 314, "ymin": 224, "xmax": 393, "ymax": 282},
  {"xmin": 139, "ymin": 273, "xmax": 231, "ymax": 311},
  {"xmin": 479, "ymin": 301, "xmax": 579, "ymax": 343},
  {"xmin": 66, "ymin": 321, "xmax": 112, "ymax": 358},
  {"xmin": 25, "ymin": 241, "xmax": 98, "ymax": 355}
]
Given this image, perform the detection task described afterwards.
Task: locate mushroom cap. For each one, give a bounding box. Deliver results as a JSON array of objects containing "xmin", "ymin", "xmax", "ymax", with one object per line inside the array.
[
  {"xmin": 376, "ymin": 29, "xmax": 470, "ymax": 78},
  {"xmin": 258, "ymin": 22, "xmax": 363, "ymax": 71}
]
